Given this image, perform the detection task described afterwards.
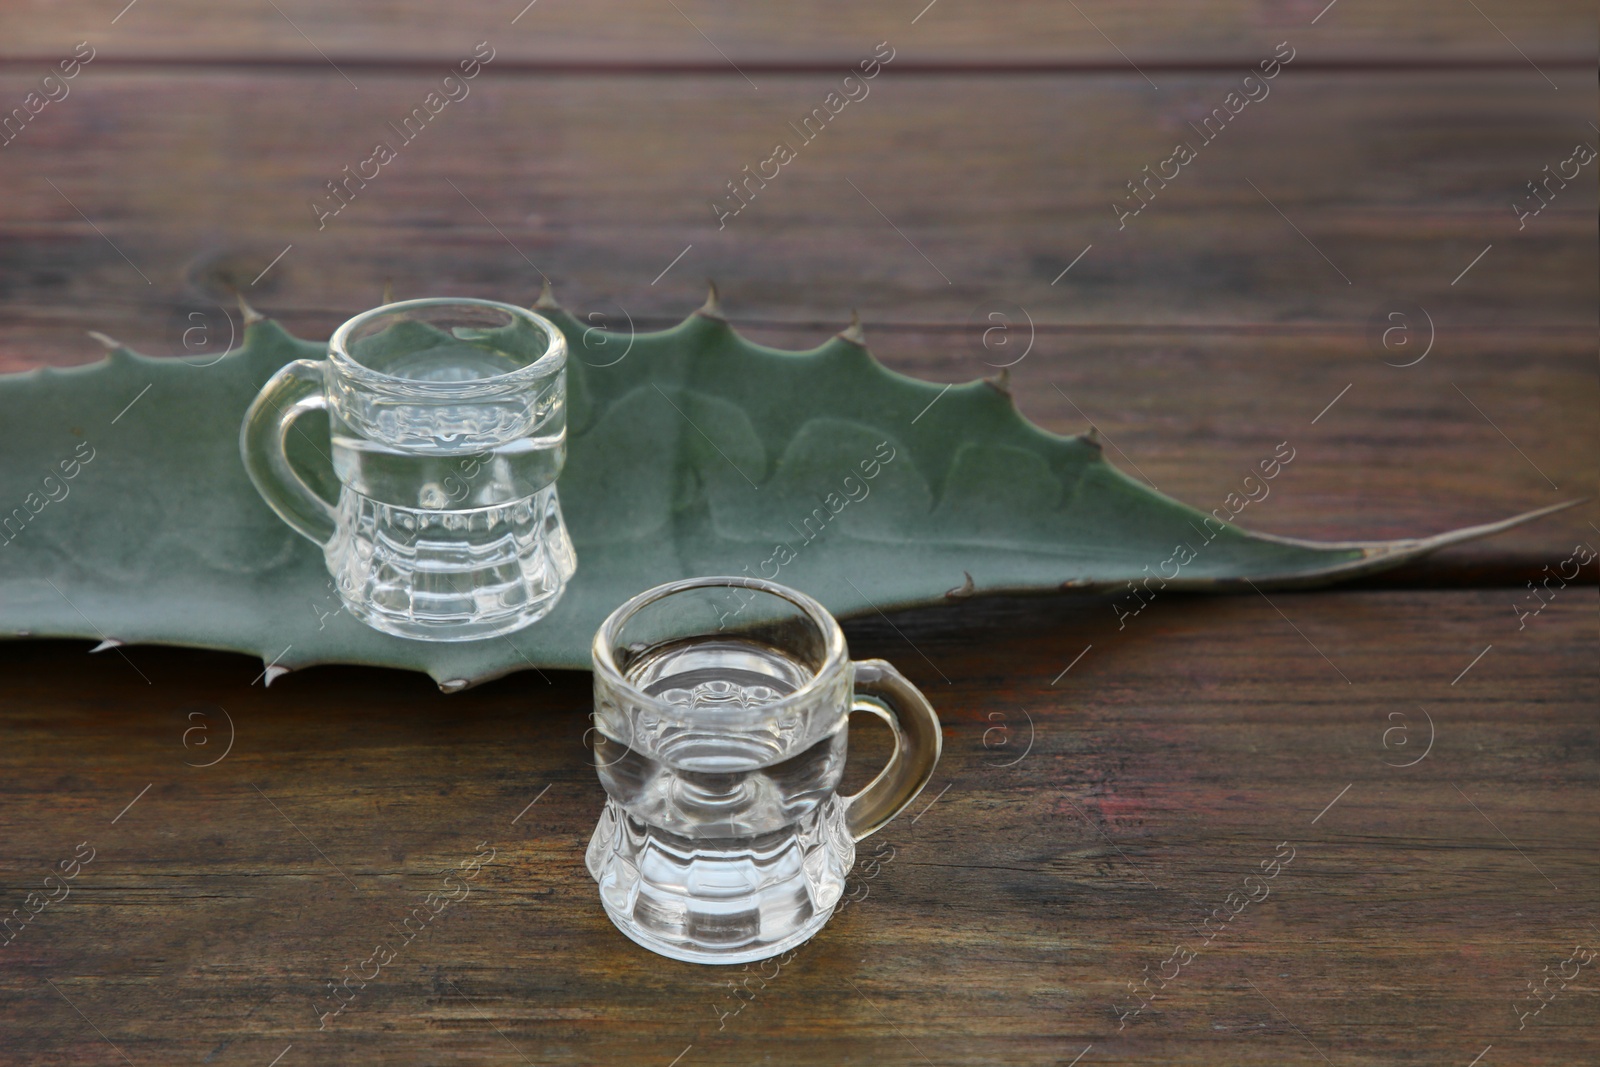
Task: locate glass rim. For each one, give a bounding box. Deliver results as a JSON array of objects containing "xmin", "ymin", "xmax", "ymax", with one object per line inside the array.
[
  {"xmin": 326, "ymin": 297, "xmax": 566, "ymax": 388},
  {"xmin": 591, "ymin": 575, "xmax": 849, "ymax": 711}
]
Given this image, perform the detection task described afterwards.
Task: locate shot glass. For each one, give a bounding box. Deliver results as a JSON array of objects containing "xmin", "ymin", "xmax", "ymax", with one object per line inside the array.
[
  {"xmin": 240, "ymin": 297, "xmax": 575, "ymax": 641},
  {"xmin": 585, "ymin": 576, "xmax": 942, "ymax": 964}
]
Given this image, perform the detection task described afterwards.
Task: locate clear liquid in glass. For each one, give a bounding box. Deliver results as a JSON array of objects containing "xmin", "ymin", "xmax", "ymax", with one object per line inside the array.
[
  {"xmin": 586, "ymin": 638, "xmax": 855, "ymax": 964},
  {"xmin": 323, "ymin": 339, "xmax": 573, "ymax": 641}
]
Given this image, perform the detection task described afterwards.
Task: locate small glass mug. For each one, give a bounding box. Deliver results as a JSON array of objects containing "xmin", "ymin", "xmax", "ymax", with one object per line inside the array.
[
  {"xmin": 585, "ymin": 576, "xmax": 942, "ymax": 964},
  {"xmin": 240, "ymin": 298, "xmax": 575, "ymax": 642}
]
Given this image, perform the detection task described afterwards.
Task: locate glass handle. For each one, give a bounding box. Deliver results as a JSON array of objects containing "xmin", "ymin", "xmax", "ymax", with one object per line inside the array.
[
  {"xmin": 842, "ymin": 659, "xmax": 943, "ymax": 841},
  {"xmin": 239, "ymin": 359, "xmax": 337, "ymax": 546}
]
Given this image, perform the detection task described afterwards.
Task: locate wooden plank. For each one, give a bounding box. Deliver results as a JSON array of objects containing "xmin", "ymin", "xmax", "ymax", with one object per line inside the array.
[
  {"xmin": 0, "ymin": 586, "xmax": 1592, "ymax": 1064},
  {"xmin": 915, "ymin": 327, "xmax": 1597, "ymax": 562},
  {"xmin": 6, "ymin": 319, "xmax": 1591, "ymax": 562},
  {"xmin": 0, "ymin": 73, "xmax": 1592, "ymax": 559},
  {"xmin": 0, "ymin": 70, "xmax": 1591, "ymax": 350},
  {"xmin": 0, "ymin": 0, "xmax": 1591, "ymax": 63}
]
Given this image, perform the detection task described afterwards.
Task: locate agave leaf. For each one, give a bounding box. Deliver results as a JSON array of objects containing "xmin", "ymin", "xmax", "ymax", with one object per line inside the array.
[{"xmin": 0, "ymin": 293, "xmax": 1573, "ymax": 689}]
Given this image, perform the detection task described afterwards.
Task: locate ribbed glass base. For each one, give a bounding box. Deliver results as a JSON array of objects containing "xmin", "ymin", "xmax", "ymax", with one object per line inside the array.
[
  {"xmin": 586, "ymin": 797, "xmax": 854, "ymax": 965},
  {"xmin": 324, "ymin": 483, "xmax": 575, "ymax": 641}
]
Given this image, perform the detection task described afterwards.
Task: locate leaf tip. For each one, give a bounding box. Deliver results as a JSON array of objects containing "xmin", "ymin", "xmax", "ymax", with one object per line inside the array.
[
  {"xmin": 698, "ymin": 279, "xmax": 725, "ymax": 321},
  {"xmin": 838, "ymin": 309, "xmax": 866, "ymax": 346},
  {"xmin": 262, "ymin": 664, "xmax": 291, "ymax": 687},
  {"xmin": 985, "ymin": 367, "xmax": 1013, "ymax": 398},
  {"xmin": 1353, "ymin": 496, "xmax": 1592, "ymax": 563},
  {"xmin": 438, "ymin": 678, "xmax": 472, "ymax": 694},
  {"xmin": 533, "ymin": 277, "xmax": 561, "ymax": 311},
  {"xmin": 88, "ymin": 638, "xmax": 124, "ymax": 653},
  {"xmin": 381, "ymin": 279, "xmax": 395, "ymax": 305},
  {"xmin": 945, "ymin": 571, "xmax": 976, "ymax": 599},
  {"xmin": 86, "ymin": 330, "xmax": 122, "ymax": 352}
]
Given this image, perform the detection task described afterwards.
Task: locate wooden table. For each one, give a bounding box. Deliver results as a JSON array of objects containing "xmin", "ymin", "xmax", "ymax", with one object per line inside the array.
[{"xmin": 1, "ymin": 3, "xmax": 1594, "ymax": 1064}]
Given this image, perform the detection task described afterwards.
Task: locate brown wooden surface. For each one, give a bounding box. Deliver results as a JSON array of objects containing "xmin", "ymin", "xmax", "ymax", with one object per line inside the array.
[
  {"xmin": 0, "ymin": 588, "xmax": 1595, "ymax": 1065},
  {"xmin": 1, "ymin": 71, "xmax": 1594, "ymax": 557},
  {"xmin": 0, "ymin": 2, "xmax": 1596, "ymax": 1064},
  {"xmin": 0, "ymin": 0, "xmax": 1592, "ymax": 63},
  {"xmin": 0, "ymin": 71, "xmax": 1594, "ymax": 338}
]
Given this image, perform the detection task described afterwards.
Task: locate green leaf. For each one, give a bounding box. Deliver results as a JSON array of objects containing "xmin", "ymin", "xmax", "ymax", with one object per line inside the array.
[{"xmin": 0, "ymin": 291, "xmax": 1573, "ymax": 690}]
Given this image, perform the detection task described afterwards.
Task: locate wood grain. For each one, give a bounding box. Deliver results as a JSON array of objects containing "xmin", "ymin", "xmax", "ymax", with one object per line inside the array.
[
  {"xmin": 8, "ymin": 320, "xmax": 1592, "ymax": 563},
  {"xmin": 0, "ymin": 6, "xmax": 1594, "ymax": 1064},
  {"xmin": 0, "ymin": 586, "xmax": 1592, "ymax": 1064},
  {"xmin": 0, "ymin": 71, "xmax": 1592, "ymax": 344},
  {"xmin": 2, "ymin": 69, "xmax": 1590, "ymax": 562},
  {"xmin": 0, "ymin": 0, "xmax": 1592, "ymax": 64}
]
